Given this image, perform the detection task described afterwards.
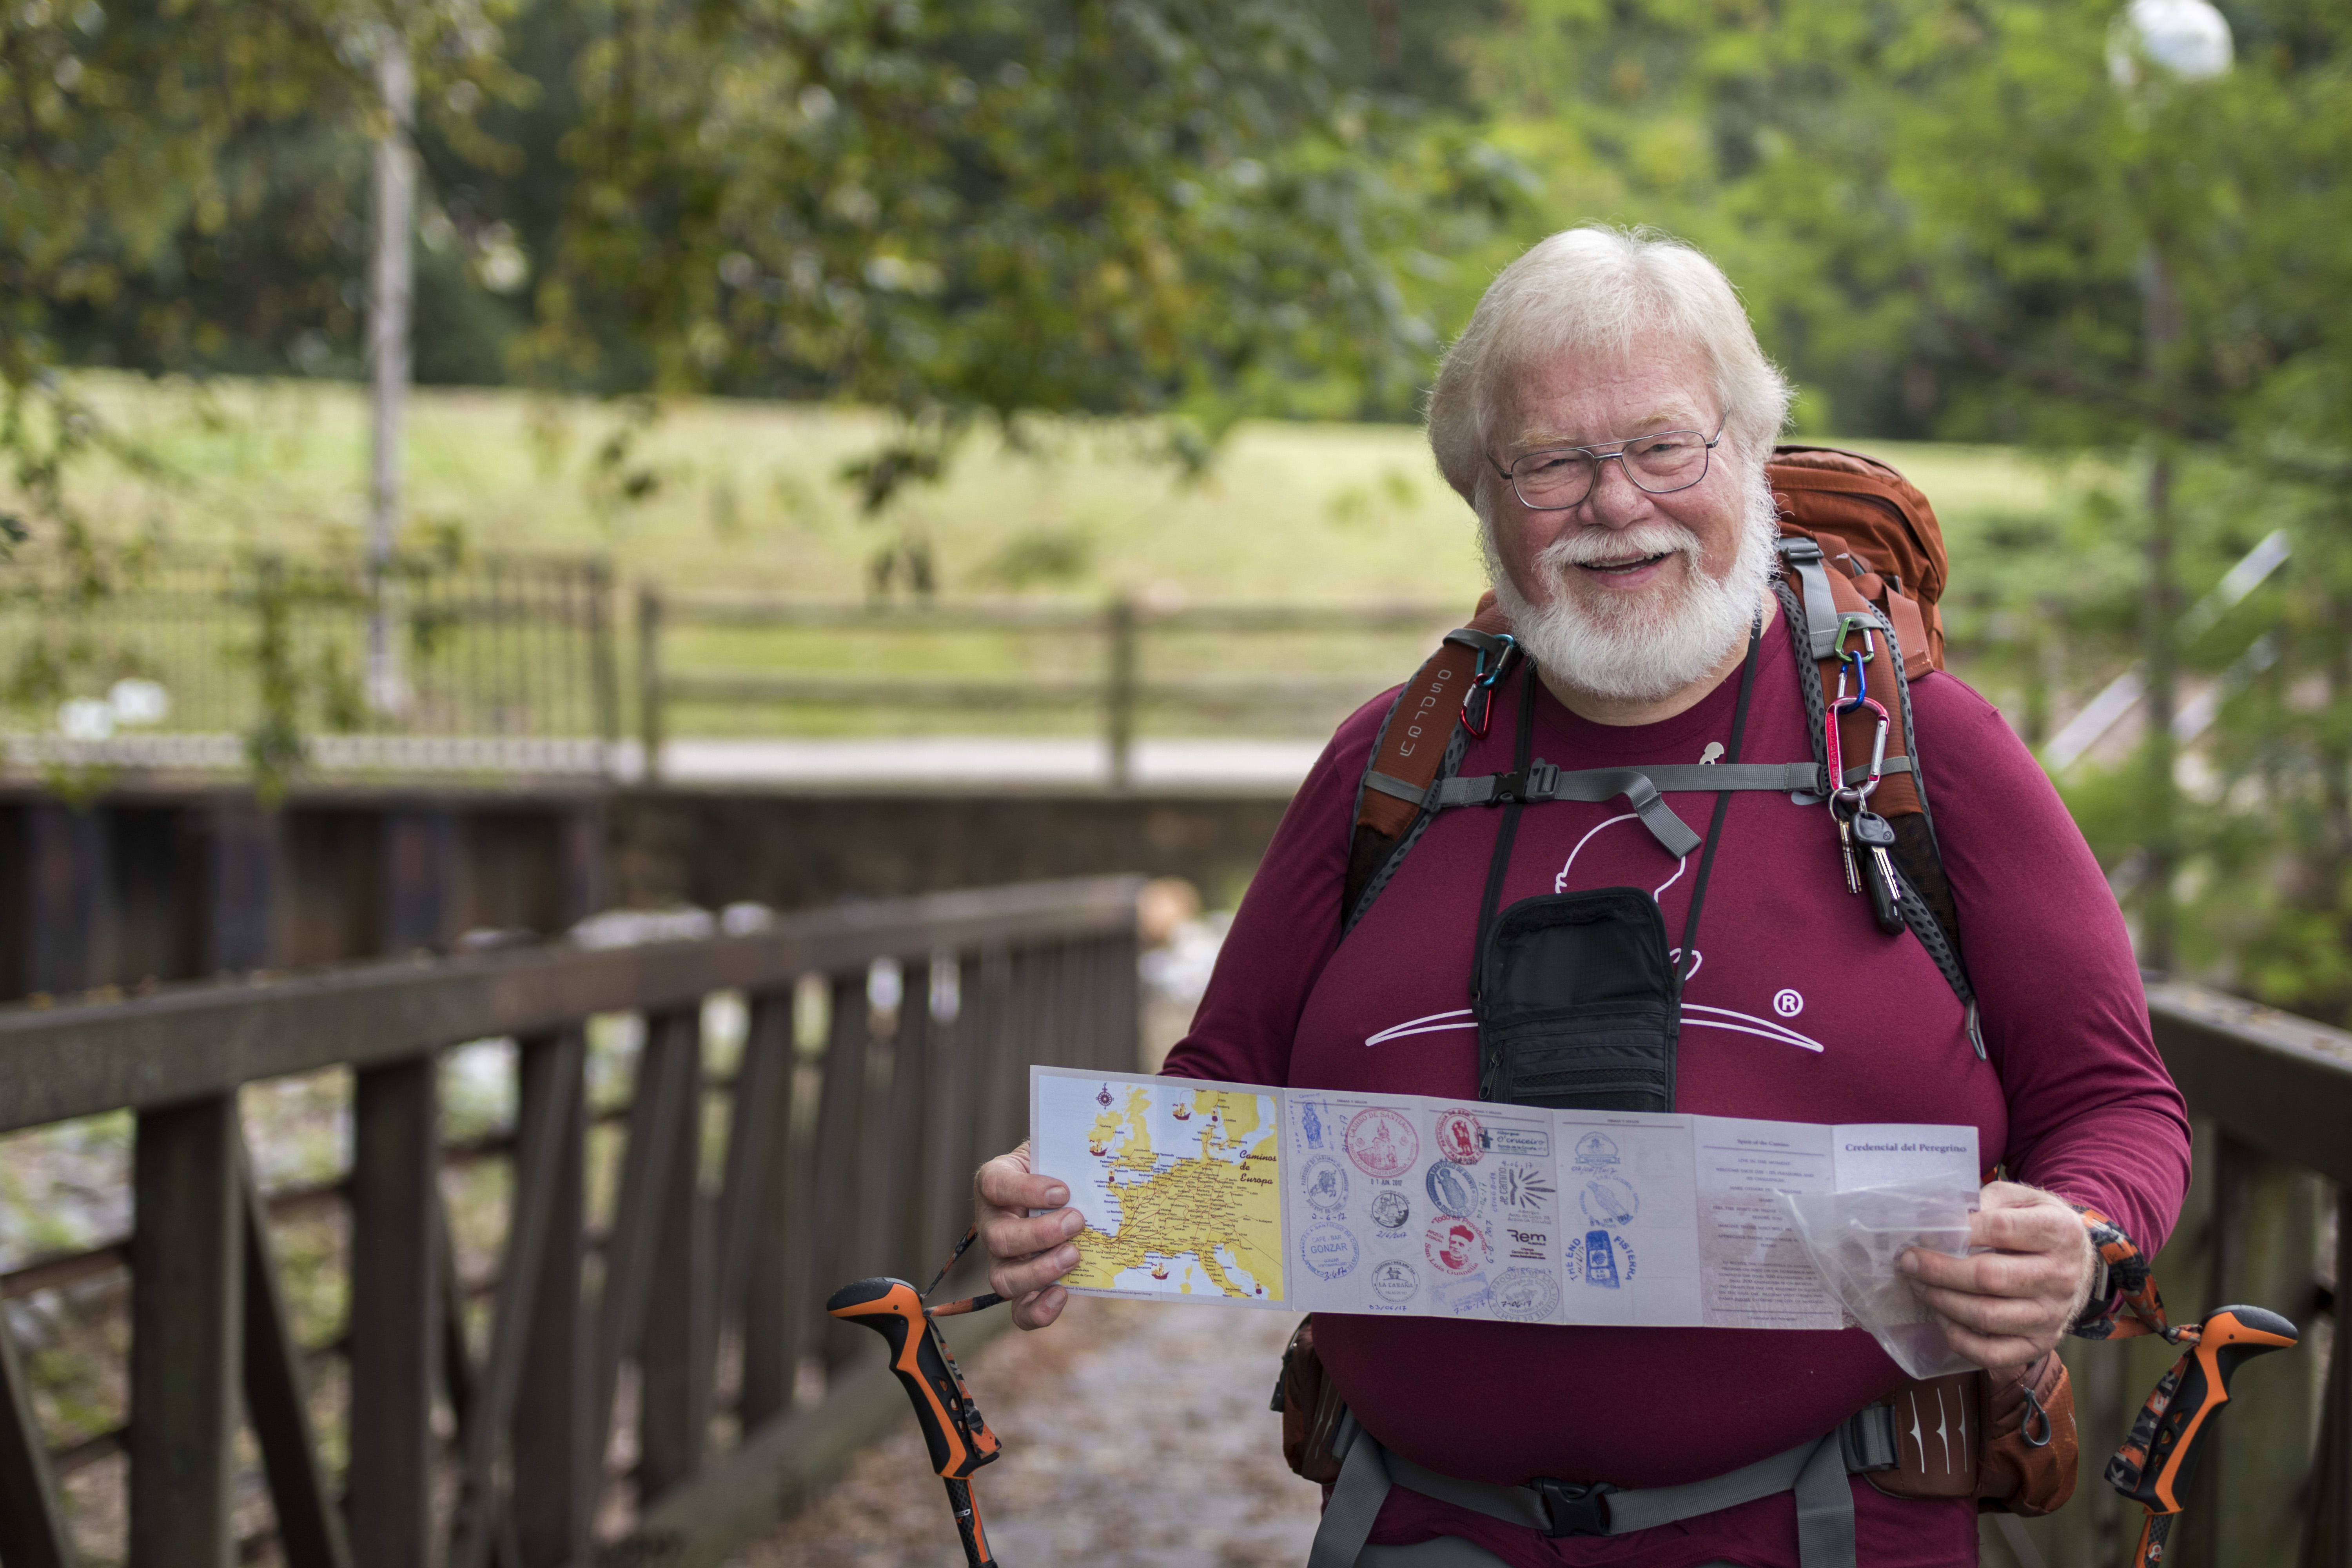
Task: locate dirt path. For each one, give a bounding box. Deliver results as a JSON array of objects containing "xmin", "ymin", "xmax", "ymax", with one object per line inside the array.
[{"xmin": 730, "ymin": 1298, "xmax": 1322, "ymax": 1568}]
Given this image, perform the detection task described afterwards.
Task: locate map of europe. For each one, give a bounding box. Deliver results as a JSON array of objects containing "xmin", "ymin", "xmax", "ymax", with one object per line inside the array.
[{"xmin": 1036, "ymin": 1075, "xmax": 1283, "ymax": 1303}]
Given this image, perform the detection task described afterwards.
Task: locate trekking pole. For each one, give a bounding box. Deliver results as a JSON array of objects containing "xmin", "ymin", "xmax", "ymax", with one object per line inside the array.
[
  {"xmin": 2107, "ymin": 1304, "xmax": 2298, "ymax": 1566},
  {"xmin": 827, "ymin": 1226, "xmax": 1009, "ymax": 1567}
]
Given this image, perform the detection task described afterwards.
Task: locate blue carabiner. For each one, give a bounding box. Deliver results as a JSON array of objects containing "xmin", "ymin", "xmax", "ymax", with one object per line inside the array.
[
  {"xmin": 1837, "ymin": 648, "xmax": 1869, "ymax": 711},
  {"xmin": 1463, "ymin": 634, "xmax": 1518, "ymax": 739}
]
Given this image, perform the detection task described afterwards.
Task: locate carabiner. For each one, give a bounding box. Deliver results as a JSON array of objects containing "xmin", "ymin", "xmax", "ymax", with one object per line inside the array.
[
  {"xmin": 1837, "ymin": 614, "xmax": 1877, "ymax": 662},
  {"xmin": 1462, "ymin": 634, "xmax": 1519, "ymax": 739}
]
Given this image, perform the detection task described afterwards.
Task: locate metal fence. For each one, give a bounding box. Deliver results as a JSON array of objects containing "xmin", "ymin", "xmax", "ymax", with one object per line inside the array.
[
  {"xmin": 0, "ymin": 876, "xmax": 1140, "ymax": 1568},
  {"xmin": 0, "ymin": 554, "xmax": 619, "ymax": 776}
]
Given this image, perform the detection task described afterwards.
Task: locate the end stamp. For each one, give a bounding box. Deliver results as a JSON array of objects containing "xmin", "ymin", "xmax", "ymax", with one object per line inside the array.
[{"xmin": 1345, "ymin": 1107, "xmax": 1418, "ymax": 1178}]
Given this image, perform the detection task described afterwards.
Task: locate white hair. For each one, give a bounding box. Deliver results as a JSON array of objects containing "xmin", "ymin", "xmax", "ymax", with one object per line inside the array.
[{"xmin": 1425, "ymin": 225, "xmax": 1793, "ymax": 503}]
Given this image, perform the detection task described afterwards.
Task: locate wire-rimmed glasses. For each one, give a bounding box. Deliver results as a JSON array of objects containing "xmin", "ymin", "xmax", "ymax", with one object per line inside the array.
[{"xmin": 1489, "ymin": 415, "xmax": 1729, "ymax": 511}]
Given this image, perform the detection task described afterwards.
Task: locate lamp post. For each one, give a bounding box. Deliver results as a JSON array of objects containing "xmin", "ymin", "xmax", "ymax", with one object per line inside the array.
[
  {"xmin": 366, "ymin": 29, "xmax": 415, "ymax": 717},
  {"xmin": 2112, "ymin": 0, "xmax": 2231, "ymax": 974}
]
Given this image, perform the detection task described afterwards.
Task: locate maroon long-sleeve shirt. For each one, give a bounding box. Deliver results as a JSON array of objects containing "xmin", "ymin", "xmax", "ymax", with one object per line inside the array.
[{"xmin": 1161, "ymin": 615, "xmax": 2189, "ymax": 1568}]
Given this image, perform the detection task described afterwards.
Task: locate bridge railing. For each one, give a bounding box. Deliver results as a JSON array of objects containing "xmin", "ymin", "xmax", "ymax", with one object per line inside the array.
[
  {"xmin": 0, "ymin": 875, "xmax": 1141, "ymax": 1568},
  {"xmin": 2005, "ymin": 981, "xmax": 2352, "ymax": 1568}
]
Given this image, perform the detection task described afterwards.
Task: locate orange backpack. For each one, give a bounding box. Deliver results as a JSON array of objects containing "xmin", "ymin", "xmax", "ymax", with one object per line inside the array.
[{"xmin": 1340, "ymin": 445, "xmax": 1979, "ymax": 1044}]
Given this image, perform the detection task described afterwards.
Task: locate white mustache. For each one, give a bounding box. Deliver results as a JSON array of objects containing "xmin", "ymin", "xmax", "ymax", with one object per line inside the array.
[{"xmin": 1534, "ymin": 524, "xmax": 1704, "ymax": 572}]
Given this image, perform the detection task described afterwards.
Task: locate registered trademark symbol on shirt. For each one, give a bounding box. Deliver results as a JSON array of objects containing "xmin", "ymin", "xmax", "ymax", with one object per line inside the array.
[{"xmin": 1772, "ymin": 989, "xmax": 1804, "ymax": 1018}]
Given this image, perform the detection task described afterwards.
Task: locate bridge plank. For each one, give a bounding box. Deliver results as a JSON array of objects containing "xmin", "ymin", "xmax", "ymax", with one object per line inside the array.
[
  {"xmin": 238, "ymin": 1141, "xmax": 356, "ymax": 1568},
  {"xmin": 721, "ymin": 993, "xmax": 798, "ymax": 1429},
  {"xmin": 129, "ymin": 1094, "xmax": 241, "ymax": 1568},
  {"xmin": 512, "ymin": 1031, "xmax": 590, "ymax": 1568},
  {"xmin": 639, "ymin": 1011, "xmax": 713, "ymax": 1505},
  {"xmin": 347, "ymin": 1058, "xmax": 439, "ymax": 1568},
  {"xmin": 0, "ymin": 877, "xmax": 1143, "ymax": 1135},
  {"xmin": 0, "ymin": 1282, "xmax": 78, "ymax": 1568},
  {"xmin": 449, "ymin": 1031, "xmax": 584, "ymax": 1568},
  {"xmin": 583, "ymin": 1010, "xmax": 695, "ymax": 1530}
]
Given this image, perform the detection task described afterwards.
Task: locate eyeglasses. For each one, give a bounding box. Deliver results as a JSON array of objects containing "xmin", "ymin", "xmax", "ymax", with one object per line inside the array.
[{"xmin": 1488, "ymin": 414, "xmax": 1729, "ymax": 511}]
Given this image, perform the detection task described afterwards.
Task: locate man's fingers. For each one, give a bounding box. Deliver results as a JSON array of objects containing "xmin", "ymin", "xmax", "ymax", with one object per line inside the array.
[
  {"xmin": 991, "ymin": 1242, "xmax": 1080, "ymax": 1302},
  {"xmin": 1933, "ymin": 1317, "xmax": 2049, "ymax": 1373},
  {"xmin": 1969, "ymin": 1204, "xmax": 2080, "ymax": 1252},
  {"xmin": 1903, "ymin": 1247, "xmax": 2067, "ymax": 1298},
  {"xmin": 976, "ymin": 1157, "xmax": 1068, "ymax": 1215},
  {"xmin": 1011, "ymin": 1285, "xmax": 1068, "ymax": 1331},
  {"xmin": 981, "ymin": 1205, "xmax": 1085, "ymax": 1264},
  {"xmin": 1910, "ymin": 1280, "xmax": 2054, "ymax": 1337}
]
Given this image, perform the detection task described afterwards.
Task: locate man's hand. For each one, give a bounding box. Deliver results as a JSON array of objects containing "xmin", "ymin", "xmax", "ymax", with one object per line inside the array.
[
  {"xmin": 1900, "ymin": 1181, "xmax": 2096, "ymax": 1371},
  {"xmin": 976, "ymin": 1142, "xmax": 1084, "ymax": 1330}
]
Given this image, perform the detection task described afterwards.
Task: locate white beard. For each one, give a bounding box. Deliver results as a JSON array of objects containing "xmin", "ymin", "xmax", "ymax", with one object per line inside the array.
[{"xmin": 1483, "ymin": 470, "xmax": 1780, "ymax": 705}]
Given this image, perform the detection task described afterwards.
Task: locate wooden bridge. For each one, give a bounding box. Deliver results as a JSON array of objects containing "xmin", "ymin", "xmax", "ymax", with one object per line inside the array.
[{"xmin": 0, "ymin": 876, "xmax": 2347, "ymax": 1568}]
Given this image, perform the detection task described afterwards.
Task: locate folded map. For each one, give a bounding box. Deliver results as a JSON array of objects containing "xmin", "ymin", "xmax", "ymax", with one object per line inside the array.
[{"xmin": 1029, "ymin": 1066, "xmax": 1978, "ymax": 1330}]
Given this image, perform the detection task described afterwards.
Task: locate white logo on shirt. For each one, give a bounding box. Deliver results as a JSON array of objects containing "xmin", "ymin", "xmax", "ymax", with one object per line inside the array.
[{"xmin": 1773, "ymin": 989, "xmax": 1805, "ymax": 1018}]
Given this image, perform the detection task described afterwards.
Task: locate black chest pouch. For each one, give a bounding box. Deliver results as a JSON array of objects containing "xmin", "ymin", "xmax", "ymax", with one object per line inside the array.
[
  {"xmin": 1464, "ymin": 617, "xmax": 1762, "ymax": 1115},
  {"xmin": 1476, "ymin": 888, "xmax": 1680, "ymax": 1112}
]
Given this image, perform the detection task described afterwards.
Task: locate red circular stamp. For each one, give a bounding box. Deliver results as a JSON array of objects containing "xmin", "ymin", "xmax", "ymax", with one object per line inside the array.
[
  {"xmin": 1343, "ymin": 1107, "xmax": 1418, "ymax": 1178},
  {"xmin": 1435, "ymin": 1109, "xmax": 1486, "ymax": 1166},
  {"xmin": 1424, "ymin": 1216, "xmax": 1490, "ymax": 1278}
]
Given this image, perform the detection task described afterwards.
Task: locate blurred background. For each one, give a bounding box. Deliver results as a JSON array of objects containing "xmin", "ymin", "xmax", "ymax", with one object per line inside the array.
[{"xmin": 3, "ymin": 1, "xmax": 2350, "ymax": 1566}]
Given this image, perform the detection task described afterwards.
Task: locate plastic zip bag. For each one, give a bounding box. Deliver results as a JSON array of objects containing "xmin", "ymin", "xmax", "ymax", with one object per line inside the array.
[{"xmin": 1779, "ymin": 1178, "xmax": 1979, "ymax": 1379}]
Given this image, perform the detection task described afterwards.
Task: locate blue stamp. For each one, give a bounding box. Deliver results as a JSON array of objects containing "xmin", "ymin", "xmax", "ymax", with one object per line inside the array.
[
  {"xmin": 1299, "ymin": 1100, "xmax": 1326, "ymax": 1150},
  {"xmin": 1573, "ymin": 1132, "xmax": 1621, "ymax": 1168},
  {"xmin": 1488, "ymin": 1127, "xmax": 1551, "ymax": 1158},
  {"xmin": 1301, "ymin": 1220, "xmax": 1359, "ymax": 1280},
  {"xmin": 1425, "ymin": 1160, "xmax": 1483, "ymax": 1218},
  {"xmin": 1302, "ymin": 1154, "xmax": 1348, "ymax": 1214},
  {"xmin": 1581, "ymin": 1229, "xmax": 1620, "ymax": 1289},
  {"xmin": 1369, "ymin": 1189, "xmax": 1411, "ymax": 1231},
  {"xmin": 1490, "ymin": 1267, "xmax": 1562, "ymax": 1322},
  {"xmin": 1579, "ymin": 1176, "xmax": 1639, "ymax": 1228}
]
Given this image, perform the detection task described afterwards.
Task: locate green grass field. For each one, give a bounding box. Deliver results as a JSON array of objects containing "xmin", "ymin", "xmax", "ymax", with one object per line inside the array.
[
  {"xmin": 13, "ymin": 376, "xmax": 2116, "ymax": 740},
  {"xmin": 49, "ymin": 373, "xmax": 2091, "ymax": 603}
]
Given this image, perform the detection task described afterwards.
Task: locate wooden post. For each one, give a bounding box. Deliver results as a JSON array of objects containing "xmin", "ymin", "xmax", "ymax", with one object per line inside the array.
[
  {"xmin": 638, "ymin": 1011, "xmax": 712, "ymax": 1504},
  {"xmin": 637, "ymin": 583, "xmax": 665, "ymax": 785},
  {"xmin": 2304, "ymin": 1184, "xmax": 2352, "ymax": 1568},
  {"xmin": 729, "ymin": 994, "xmax": 802, "ymax": 1430},
  {"xmin": 807, "ymin": 975, "xmax": 869, "ymax": 1370},
  {"xmin": 1105, "ymin": 595, "xmax": 1137, "ymax": 791},
  {"xmin": 129, "ymin": 1094, "xmax": 243, "ymax": 1568},
  {"xmin": 512, "ymin": 1033, "xmax": 590, "ymax": 1568},
  {"xmin": 347, "ymin": 1058, "xmax": 440, "ymax": 1568}
]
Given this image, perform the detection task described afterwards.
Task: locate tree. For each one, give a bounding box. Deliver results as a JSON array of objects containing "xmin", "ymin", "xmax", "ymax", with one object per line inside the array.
[{"xmin": 1454, "ymin": 0, "xmax": 2352, "ymax": 1007}]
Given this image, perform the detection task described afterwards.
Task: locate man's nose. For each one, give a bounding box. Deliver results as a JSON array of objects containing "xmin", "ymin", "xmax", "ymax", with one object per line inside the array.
[{"xmin": 1583, "ymin": 454, "xmax": 1649, "ymax": 525}]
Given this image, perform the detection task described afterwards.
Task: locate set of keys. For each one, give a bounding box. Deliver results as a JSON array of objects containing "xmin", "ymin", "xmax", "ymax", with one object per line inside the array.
[{"xmin": 1825, "ymin": 633, "xmax": 1907, "ymax": 936}]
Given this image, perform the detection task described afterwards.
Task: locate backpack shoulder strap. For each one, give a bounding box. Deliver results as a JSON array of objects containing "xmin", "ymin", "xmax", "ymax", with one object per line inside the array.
[{"xmin": 1341, "ymin": 600, "xmax": 1513, "ymax": 931}]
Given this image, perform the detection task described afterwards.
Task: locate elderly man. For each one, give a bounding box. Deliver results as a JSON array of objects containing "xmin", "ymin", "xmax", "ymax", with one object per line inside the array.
[{"xmin": 976, "ymin": 227, "xmax": 2188, "ymax": 1567}]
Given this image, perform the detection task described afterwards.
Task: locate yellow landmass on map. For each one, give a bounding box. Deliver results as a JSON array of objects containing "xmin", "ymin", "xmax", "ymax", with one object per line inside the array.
[{"xmin": 1068, "ymin": 1085, "xmax": 1283, "ymax": 1300}]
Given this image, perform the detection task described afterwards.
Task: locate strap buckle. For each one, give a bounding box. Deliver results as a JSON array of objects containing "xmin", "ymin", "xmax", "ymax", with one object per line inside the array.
[{"xmin": 1531, "ymin": 1476, "xmax": 1615, "ymax": 1537}]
